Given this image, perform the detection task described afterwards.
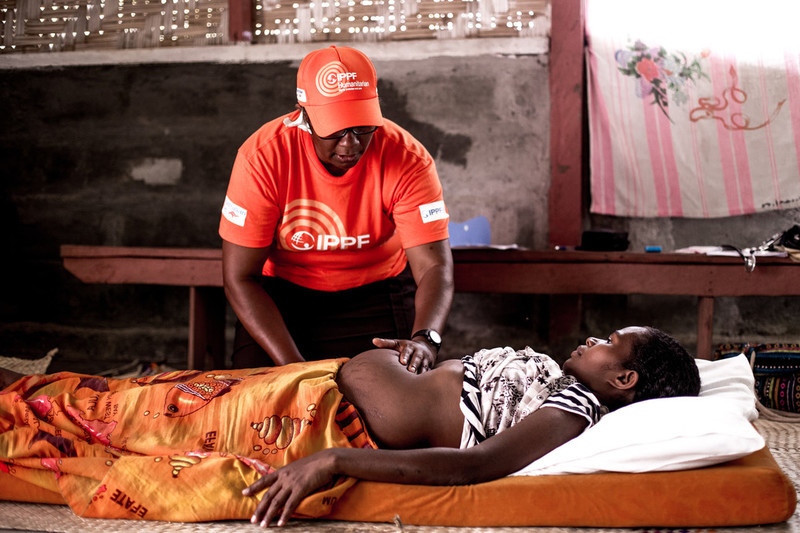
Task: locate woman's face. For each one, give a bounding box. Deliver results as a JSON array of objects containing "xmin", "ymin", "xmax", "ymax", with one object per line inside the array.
[
  {"xmin": 309, "ymin": 129, "xmax": 375, "ymax": 176},
  {"xmin": 562, "ymin": 326, "xmax": 647, "ymax": 396},
  {"xmin": 303, "ymin": 110, "xmax": 377, "ymax": 176}
]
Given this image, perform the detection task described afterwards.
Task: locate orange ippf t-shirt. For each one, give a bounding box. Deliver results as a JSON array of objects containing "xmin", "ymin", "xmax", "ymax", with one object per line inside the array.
[{"xmin": 219, "ymin": 111, "xmax": 449, "ymax": 291}]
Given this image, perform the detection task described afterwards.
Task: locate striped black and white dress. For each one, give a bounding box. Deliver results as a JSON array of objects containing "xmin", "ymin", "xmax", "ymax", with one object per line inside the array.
[{"xmin": 459, "ymin": 346, "xmax": 606, "ymax": 449}]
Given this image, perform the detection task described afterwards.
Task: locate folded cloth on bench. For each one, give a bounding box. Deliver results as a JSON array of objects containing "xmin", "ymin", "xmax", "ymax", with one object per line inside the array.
[{"xmin": 0, "ymin": 359, "xmax": 376, "ymax": 521}]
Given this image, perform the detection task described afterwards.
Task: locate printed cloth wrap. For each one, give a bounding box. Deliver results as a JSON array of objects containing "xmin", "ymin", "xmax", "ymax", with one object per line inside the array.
[
  {"xmin": 459, "ymin": 346, "xmax": 605, "ymax": 448},
  {"xmin": 0, "ymin": 358, "xmax": 376, "ymax": 521}
]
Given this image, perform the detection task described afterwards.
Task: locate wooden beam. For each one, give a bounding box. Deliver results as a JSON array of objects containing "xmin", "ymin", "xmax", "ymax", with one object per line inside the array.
[
  {"xmin": 61, "ymin": 245, "xmax": 222, "ymax": 287},
  {"xmin": 548, "ymin": 0, "xmax": 585, "ymax": 248},
  {"xmin": 227, "ymin": 0, "xmax": 253, "ymax": 42},
  {"xmin": 61, "ymin": 246, "xmax": 800, "ymax": 299}
]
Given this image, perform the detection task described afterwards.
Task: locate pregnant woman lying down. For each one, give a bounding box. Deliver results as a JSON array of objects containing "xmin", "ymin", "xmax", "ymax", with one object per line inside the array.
[{"xmin": 0, "ymin": 326, "xmax": 700, "ymax": 527}]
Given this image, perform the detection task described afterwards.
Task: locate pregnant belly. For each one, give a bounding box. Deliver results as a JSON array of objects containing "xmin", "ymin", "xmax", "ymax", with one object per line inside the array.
[{"xmin": 337, "ymin": 350, "xmax": 465, "ymax": 449}]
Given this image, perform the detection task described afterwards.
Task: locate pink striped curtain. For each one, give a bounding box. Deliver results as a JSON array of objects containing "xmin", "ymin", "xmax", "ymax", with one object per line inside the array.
[{"xmin": 586, "ymin": 0, "xmax": 800, "ymax": 218}]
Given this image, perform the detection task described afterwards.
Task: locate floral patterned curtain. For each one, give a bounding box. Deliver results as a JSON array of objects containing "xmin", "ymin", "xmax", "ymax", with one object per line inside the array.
[{"xmin": 586, "ymin": 0, "xmax": 800, "ymax": 217}]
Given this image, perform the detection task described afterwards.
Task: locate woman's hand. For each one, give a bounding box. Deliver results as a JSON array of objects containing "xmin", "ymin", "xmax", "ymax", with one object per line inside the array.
[
  {"xmin": 242, "ymin": 451, "xmax": 336, "ymax": 528},
  {"xmin": 372, "ymin": 338, "xmax": 436, "ymax": 373}
]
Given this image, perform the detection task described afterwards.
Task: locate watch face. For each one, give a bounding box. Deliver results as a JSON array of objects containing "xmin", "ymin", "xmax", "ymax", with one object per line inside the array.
[{"xmin": 429, "ymin": 330, "xmax": 442, "ymax": 345}]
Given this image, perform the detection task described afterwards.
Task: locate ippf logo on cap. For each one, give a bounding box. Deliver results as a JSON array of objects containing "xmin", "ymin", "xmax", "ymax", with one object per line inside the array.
[{"xmin": 316, "ymin": 61, "xmax": 364, "ymax": 97}]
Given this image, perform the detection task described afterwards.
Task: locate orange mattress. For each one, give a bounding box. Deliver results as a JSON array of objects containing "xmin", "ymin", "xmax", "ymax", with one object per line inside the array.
[{"xmin": 1, "ymin": 446, "xmax": 795, "ymax": 527}]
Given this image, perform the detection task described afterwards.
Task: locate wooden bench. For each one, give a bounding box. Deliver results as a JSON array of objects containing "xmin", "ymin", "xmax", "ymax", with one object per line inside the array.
[{"xmin": 60, "ymin": 245, "xmax": 800, "ymax": 368}]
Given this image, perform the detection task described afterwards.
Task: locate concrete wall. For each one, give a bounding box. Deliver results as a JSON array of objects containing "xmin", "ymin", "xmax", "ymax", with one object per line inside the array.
[
  {"xmin": 0, "ymin": 40, "xmax": 553, "ymax": 372},
  {"xmin": 1, "ymin": 39, "xmax": 799, "ymax": 373}
]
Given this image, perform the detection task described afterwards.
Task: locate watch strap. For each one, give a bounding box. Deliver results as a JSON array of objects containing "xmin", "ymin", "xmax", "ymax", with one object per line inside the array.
[{"xmin": 411, "ymin": 329, "xmax": 442, "ymax": 351}]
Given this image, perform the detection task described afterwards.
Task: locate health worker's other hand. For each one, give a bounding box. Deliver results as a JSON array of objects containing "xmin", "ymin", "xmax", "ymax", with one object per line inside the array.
[
  {"xmin": 242, "ymin": 452, "xmax": 335, "ymax": 528},
  {"xmin": 372, "ymin": 337, "xmax": 436, "ymax": 374}
]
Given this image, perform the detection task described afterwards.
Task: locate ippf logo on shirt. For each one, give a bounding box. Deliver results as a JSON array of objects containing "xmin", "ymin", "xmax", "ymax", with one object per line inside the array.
[
  {"xmin": 419, "ymin": 201, "xmax": 449, "ymax": 223},
  {"xmin": 279, "ymin": 199, "xmax": 370, "ymax": 252},
  {"xmin": 315, "ymin": 61, "xmax": 369, "ymax": 98}
]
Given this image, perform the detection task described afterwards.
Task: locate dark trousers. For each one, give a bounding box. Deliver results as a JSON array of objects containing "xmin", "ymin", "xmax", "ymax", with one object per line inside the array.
[{"xmin": 232, "ymin": 266, "xmax": 416, "ymax": 368}]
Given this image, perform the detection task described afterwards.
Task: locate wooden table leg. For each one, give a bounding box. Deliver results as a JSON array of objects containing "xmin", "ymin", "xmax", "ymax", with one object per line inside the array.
[
  {"xmin": 188, "ymin": 286, "xmax": 227, "ymax": 370},
  {"xmin": 696, "ymin": 296, "xmax": 715, "ymax": 360}
]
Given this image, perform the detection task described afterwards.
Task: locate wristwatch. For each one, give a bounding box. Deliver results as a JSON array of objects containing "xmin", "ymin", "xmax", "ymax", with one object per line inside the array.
[{"xmin": 412, "ymin": 329, "xmax": 442, "ymax": 352}]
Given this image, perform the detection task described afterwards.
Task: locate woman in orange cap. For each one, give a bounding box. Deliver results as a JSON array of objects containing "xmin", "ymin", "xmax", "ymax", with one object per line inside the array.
[{"xmin": 220, "ymin": 46, "xmax": 453, "ymax": 375}]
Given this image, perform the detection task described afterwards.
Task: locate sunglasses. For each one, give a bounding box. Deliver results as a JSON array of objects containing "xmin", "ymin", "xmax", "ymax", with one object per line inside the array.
[{"xmin": 303, "ymin": 110, "xmax": 378, "ymax": 140}]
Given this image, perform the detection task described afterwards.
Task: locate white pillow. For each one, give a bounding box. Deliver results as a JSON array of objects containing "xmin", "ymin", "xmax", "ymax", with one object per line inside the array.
[
  {"xmin": 696, "ymin": 354, "xmax": 758, "ymax": 421},
  {"xmin": 512, "ymin": 354, "xmax": 763, "ymax": 476}
]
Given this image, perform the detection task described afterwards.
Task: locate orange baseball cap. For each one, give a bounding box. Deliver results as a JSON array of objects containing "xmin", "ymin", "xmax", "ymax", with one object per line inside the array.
[{"xmin": 296, "ymin": 46, "xmax": 384, "ymax": 137}]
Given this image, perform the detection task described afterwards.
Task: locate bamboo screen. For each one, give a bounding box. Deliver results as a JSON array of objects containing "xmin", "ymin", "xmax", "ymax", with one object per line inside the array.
[
  {"xmin": 1, "ymin": 0, "xmax": 228, "ymax": 51},
  {"xmin": 0, "ymin": 0, "xmax": 548, "ymax": 52},
  {"xmin": 254, "ymin": 0, "xmax": 549, "ymax": 43}
]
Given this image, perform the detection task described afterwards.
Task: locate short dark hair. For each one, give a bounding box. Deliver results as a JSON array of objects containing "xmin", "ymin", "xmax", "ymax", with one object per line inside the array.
[{"xmin": 625, "ymin": 327, "xmax": 701, "ymax": 402}]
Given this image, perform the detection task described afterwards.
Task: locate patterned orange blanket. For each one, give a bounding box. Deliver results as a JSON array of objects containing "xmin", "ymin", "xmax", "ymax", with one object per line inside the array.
[{"xmin": 0, "ymin": 359, "xmax": 376, "ymax": 521}]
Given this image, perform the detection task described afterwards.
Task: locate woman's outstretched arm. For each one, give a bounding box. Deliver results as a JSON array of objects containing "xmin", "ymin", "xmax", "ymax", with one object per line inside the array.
[{"xmin": 242, "ymin": 405, "xmax": 587, "ymax": 527}]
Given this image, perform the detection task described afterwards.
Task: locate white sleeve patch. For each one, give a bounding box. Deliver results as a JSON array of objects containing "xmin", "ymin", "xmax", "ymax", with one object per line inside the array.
[
  {"xmin": 419, "ymin": 201, "xmax": 449, "ymax": 223},
  {"xmin": 222, "ymin": 196, "xmax": 247, "ymax": 227}
]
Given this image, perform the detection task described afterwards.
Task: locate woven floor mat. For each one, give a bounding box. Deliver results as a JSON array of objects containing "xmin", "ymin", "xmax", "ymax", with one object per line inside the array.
[{"xmin": 0, "ymin": 349, "xmax": 57, "ymax": 376}]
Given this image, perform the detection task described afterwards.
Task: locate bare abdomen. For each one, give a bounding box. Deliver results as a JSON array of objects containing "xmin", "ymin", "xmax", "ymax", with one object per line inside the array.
[{"xmin": 337, "ymin": 349, "xmax": 465, "ymax": 449}]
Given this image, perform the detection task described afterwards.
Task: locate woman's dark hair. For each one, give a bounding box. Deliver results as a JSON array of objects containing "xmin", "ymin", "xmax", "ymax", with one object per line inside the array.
[{"xmin": 625, "ymin": 327, "xmax": 701, "ymax": 402}]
